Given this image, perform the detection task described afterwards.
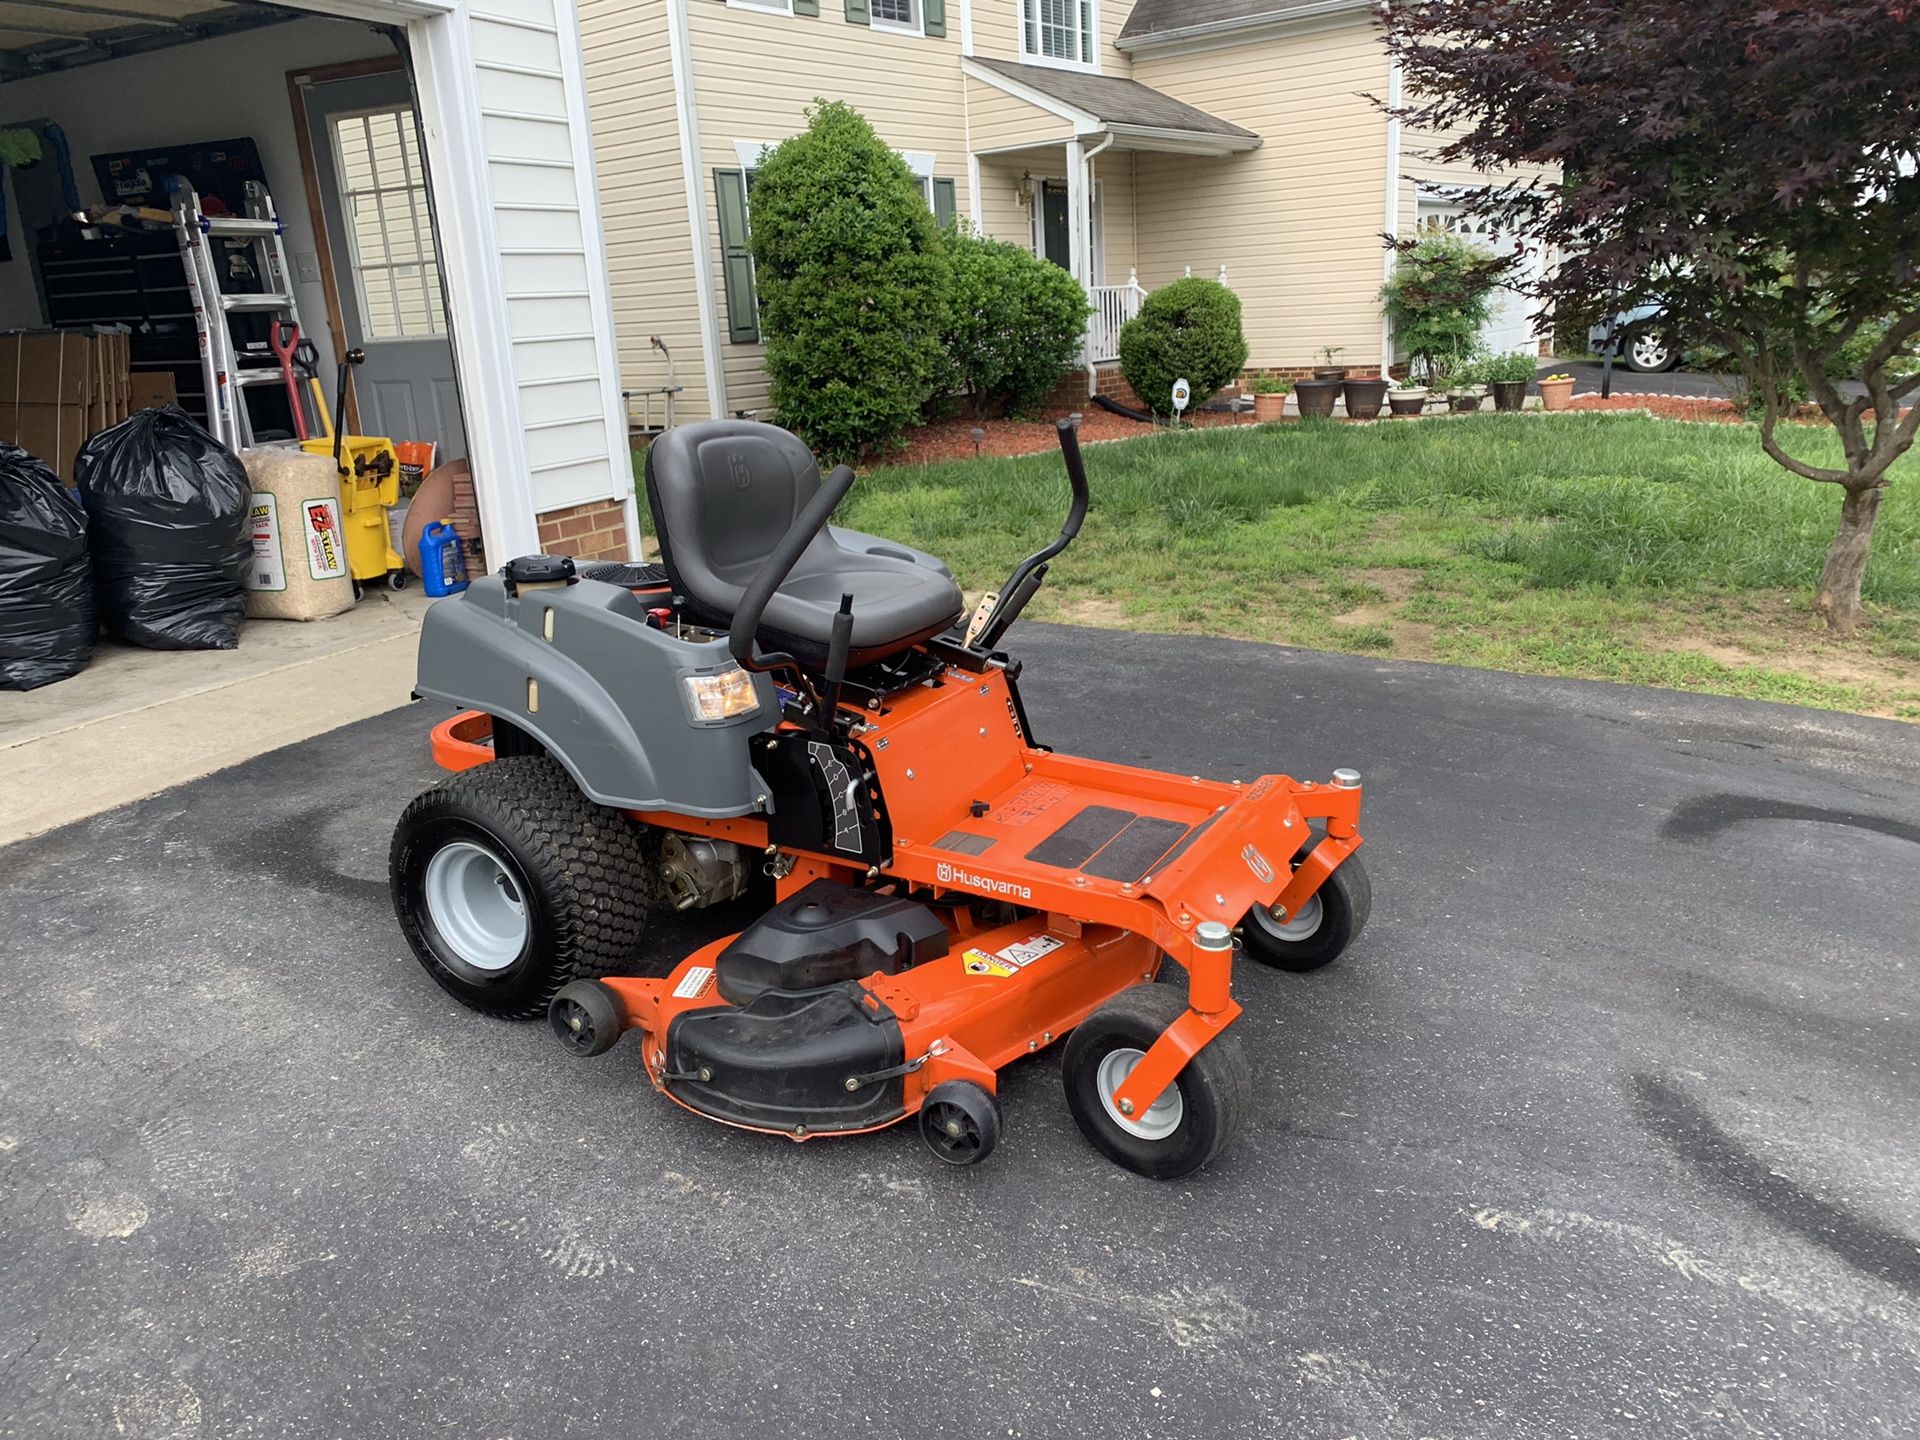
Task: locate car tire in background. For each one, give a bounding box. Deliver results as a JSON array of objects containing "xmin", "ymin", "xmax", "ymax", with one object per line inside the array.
[{"xmin": 1622, "ymin": 332, "xmax": 1680, "ymax": 373}]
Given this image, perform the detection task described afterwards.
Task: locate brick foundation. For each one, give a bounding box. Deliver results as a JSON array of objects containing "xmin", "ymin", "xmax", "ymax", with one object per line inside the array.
[
  {"xmin": 1090, "ymin": 365, "xmax": 1144, "ymax": 411},
  {"xmin": 536, "ymin": 498, "xmax": 631, "ymax": 562}
]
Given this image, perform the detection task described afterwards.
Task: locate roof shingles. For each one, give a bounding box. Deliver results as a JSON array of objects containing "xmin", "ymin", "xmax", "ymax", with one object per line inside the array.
[
  {"xmin": 1118, "ymin": 0, "xmax": 1364, "ymax": 42},
  {"xmin": 969, "ymin": 57, "xmax": 1258, "ymax": 139}
]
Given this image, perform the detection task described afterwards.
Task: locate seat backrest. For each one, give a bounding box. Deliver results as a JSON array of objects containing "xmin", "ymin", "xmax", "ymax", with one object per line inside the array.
[{"xmin": 645, "ymin": 419, "xmax": 827, "ymax": 615}]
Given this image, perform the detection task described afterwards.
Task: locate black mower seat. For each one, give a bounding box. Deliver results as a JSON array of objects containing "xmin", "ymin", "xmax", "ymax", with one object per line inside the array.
[{"xmin": 645, "ymin": 420, "xmax": 965, "ymax": 667}]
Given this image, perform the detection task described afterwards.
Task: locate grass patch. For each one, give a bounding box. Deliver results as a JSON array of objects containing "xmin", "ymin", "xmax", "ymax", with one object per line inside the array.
[{"xmin": 829, "ymin": 415, "xmax": 1920, "ymax": 717}]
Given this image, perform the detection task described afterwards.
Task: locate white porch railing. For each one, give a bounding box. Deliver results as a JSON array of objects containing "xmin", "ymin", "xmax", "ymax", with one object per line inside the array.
[{"xmin": 1087, "ymin": 271, "xmax": 1147, "ymax": 363}]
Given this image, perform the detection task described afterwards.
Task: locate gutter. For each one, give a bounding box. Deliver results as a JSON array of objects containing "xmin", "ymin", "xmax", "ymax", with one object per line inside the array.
[{"xmin": 1115, "ymin": 0, "xmax": 1372, "ymax": 53}]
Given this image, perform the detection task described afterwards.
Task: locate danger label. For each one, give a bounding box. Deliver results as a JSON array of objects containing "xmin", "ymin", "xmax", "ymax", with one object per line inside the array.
[
  {"xmin": 672, "ymin": 965, "xmax": 715, "ymax": 999},
  {"xmin": 997, "ymin": 933, "xmax": 1064, "ymax": 968},
  {"xmin": 991, "ymin": 780, "xmax": 1072, "ymax": 828},
  {"xmin": 962, "ymin": 950, "xmax": 1016, "ymax": 978}
]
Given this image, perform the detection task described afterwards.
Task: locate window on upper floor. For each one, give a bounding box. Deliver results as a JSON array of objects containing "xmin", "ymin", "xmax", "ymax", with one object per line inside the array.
[
  {"xmin": 871, "ymin": 0, "xmax": 921, "ymax": 32},
  {"xmin": 1021, "ymin": 0, "xmax": 1094, "ymax": 67}
]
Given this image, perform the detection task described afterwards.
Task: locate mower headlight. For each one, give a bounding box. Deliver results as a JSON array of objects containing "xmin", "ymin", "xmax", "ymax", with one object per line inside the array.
[{"xmin": 682, "ymin": 667, "xmax": 760, "ymax": 722}]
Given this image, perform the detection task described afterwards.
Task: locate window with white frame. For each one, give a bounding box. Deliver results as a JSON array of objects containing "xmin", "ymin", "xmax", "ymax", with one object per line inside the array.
[
  {"xmin": 871, "ymin": 0, "xmax": 920, "ymax": 31},
  {"xmin": 1021, "ymin": 0, "xmax": 1093, "ymax": 66},
  {"xmin": 329, "ymin": 106, "xmax": 446, "ymax": 341}
]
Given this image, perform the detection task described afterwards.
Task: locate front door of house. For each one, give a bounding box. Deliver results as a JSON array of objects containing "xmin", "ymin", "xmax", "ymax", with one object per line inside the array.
[
  {"xmin": 305, "ymin": 69, "xmax": 466, "ymax": 458},
  {"xmin": 1041, "ymin": 182, "xmax": 1071, "ymax": 270}
]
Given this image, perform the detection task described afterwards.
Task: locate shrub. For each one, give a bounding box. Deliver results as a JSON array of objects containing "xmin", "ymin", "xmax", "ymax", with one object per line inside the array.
[
  {"xmin": 1249, "ymin": 375, "xmax": 1292, "ymax": 395},
  {"xmin": 747, "ymin": 101, "xmax": 948, "ymax": 460},
  {"xmin": 1379, "ymin": 232, "xmax": 1506, "ymax": 377},
  {"xmin": 1483, "ymin": 350, "xmax": 1541, "ymax": 383},
  {"xmin": 940, "ymin": 229, "xmax": 1091, "ymax": 417},
  {"xmin": 1117, "ymin": 277, "xmax": 1249, "ymax": 416}
]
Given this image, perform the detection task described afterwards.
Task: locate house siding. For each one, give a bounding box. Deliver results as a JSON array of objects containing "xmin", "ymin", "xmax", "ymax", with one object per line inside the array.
[
  {"xmin": 973, "ymin": 0, "xmax": 1140, "ymax": 71},
  {"xmin": 966, "ymin": 75, "xmax": 1073, "ymax": 151},
  {"xmin": 579, "ymin": 0, "xmax": 710, "ymax": 422},
  {"xmin": 1129, "ymin": 16, "xmax": 1391, "ymax": 370}
]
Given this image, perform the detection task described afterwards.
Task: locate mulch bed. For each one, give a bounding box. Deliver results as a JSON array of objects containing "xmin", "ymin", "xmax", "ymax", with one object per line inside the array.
[{"xmin": 889, "ymin": 406, "xmax": 1246, "ymax": 466}]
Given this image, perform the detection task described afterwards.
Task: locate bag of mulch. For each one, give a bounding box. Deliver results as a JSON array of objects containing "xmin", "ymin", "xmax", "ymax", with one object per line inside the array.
[
  {"xmin": 0, "ymin": 442, "xmax": 95, "ymax": 689},
  {"xmin": 238, "ymin": 447, "xmax": 354, "ymax": 621},
  {"xmin": 76, "ymin": 407, "xmax": 251, "ymax": 650}
]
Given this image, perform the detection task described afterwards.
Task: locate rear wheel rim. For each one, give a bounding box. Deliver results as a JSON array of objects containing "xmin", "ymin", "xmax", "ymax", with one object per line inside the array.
[
  {"xmin": 1095, "ymin": 1046, "xmax": 1184, "ymax": 1141},
  {"xmin": 424, "ymin": 840, "xmax": 528, "ymax": 971},
  {"xmin": 1629, "ymin": 335, "xmax": 1670, "ymax": 369}
]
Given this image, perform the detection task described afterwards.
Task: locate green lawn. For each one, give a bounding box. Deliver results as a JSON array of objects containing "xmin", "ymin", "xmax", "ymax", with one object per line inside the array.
[{"xmin": 829, "ymin": 414, "xmax": 1920, "ymax": 718}]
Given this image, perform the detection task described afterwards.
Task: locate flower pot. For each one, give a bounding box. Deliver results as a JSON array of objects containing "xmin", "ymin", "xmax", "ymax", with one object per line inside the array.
[
  {"xmin": 1312, "ymin": 367, "xmax": 1349, "ymax": 382},
  {"xmin": 1388, "ymin": 392, "xmax": 1428, "ymax": 417},
  {"xmin": 1253, "ymin": 392, "xmax": 1288, "ymax": 423},
  {"xmin": 1538, "ymin": 377, "xmax": 1576, "ymax": 412},
  {"xmin": 1293, "ymin": 378, "xmax": 1341, "ymax": 419},
  {"xmin": 1490, "ymin": 380, "xmax": 1528, "ymax": 412},
  {"xmin": 1342, "ymin": 378, "xmax": 1389, "ymax": 420},
  {"xmin": 1449, "ymin": 392, "xmax": 1484, "ymax": 414}
]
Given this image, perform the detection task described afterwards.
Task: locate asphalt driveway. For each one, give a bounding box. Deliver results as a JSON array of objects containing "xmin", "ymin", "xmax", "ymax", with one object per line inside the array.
[
  {"xmin": 1535, "ymin": 360, "xmax": 1741, "ymax": 398},
  {"xmin": 4, "ymin": 626, "xmax": 1918, "ymax": 1439}
]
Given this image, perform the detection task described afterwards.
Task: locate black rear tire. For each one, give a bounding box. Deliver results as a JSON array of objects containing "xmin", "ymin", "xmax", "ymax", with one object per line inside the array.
[
  {"xmin": 1061, "ymin": 985, "xmax": 1249, "ymax": 1180},
  {"xmin": 1238, "ymin": 850, "xmax": 1371, "ymax": 973},
  {"xmin": 391, "ymin": 756, "xmax": 653, "ymax": 1019}
]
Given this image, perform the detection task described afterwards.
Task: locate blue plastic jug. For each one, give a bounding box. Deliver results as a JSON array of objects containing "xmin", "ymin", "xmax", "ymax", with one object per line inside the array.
[{"xmin": 419, "ymin": 521, "xmax": 469, "ymax": 596}]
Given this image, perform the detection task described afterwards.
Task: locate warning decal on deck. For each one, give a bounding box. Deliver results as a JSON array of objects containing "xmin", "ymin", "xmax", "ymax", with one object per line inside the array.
[
  {"xmin": 962, "ymin": 950, "xmax": 1016, "ymax": 978},
  {"xmin": 996, "ymin": 933, "xmax": 1064, "ymax": 968},
  {"xmin": 673, "ymin": 966, "xmax": 715, "ymax": 999},
  {"xmin": 991, "ymin": 780, "xmax": 1072, "ymax": 828}
]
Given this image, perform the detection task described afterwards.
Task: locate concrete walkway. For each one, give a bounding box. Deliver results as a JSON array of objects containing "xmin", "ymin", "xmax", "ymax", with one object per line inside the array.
[{"xmin": 0, "ymin": 590, "xmax": 427, "ymax": 846}]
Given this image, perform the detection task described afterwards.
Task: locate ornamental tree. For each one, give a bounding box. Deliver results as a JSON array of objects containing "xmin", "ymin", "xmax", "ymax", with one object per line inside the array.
[
  {"xmin": 1382, "ymin": 0, "xmax": 1920, "ymax": 633},
  {"xmin": 748, "ymin": 101, "xmax": 948, "ymax": 461}
]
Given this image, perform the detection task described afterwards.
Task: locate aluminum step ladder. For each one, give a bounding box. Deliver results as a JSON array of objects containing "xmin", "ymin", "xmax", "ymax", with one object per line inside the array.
[{"xmin": 173, "ymin": 180, "xmax": 303, "ymax": 450}]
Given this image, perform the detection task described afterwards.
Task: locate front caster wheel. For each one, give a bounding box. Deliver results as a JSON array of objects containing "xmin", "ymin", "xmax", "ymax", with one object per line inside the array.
[
  {"xmin": 1062, "ymin": 985, "xmax": 1249, "ymax": 1180},
  {"xmin": 1238, "ymin": 850, "xmax": 1371, "ymax": 973},
  {"xmin": 386, "ymin": 569, "xmax": 409, "ymax": 592},
  {"xmin": 550, "ymin": 979, "xmax": 624, "ymax": 1057},
  {"xmin": 919, "ymin": 1081, "xmax": 1001, "ymax": 1166},
  {"xmin": 390, "ymin": 755, "xmax": 653, "ymax": 1019}
]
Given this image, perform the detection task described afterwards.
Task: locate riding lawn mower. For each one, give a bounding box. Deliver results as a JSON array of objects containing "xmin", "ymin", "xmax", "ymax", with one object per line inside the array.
[{"xmin": 389, "ymin": 418, "xmax": 1370, "ymax": 1178}]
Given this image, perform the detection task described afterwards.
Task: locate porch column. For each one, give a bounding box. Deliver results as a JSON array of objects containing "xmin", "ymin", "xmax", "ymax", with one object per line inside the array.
[{"xmin": 1066, "ymin": 137, "xmax": 1089, "ymax": 385}]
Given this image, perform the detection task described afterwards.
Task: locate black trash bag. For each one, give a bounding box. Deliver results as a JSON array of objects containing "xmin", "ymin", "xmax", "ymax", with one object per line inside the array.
[
  {"xmin": 76, "ymin": 406, "xmax": 251, "ymax": 650},
  {"xmin": 0, "ymin": 442, "xmax": 95, "ymax": 690}
]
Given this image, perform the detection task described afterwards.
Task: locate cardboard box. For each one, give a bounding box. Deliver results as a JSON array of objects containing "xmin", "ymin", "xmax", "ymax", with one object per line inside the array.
[
  {"xmin": 0, "ymin": 331, "xmax": 94, "ymax": 407},
  {"xmin": 0, "ymin": 402, "xmax": 91, "ymax": 485},
  {"xmin": 129, "ymin": 371, "xmax": 178, "ymax": 411}
]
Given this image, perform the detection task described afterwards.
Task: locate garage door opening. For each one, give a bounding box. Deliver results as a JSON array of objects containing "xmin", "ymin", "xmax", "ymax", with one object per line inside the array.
[{"xmin": 0, "ymin": 4, "xmax": 482, "ymax": 563}]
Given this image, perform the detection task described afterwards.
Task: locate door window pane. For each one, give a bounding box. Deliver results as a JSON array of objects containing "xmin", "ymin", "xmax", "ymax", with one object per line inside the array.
[{"xmin": 331, "ymin": 107, "xmax": 448, "ymax": 341}]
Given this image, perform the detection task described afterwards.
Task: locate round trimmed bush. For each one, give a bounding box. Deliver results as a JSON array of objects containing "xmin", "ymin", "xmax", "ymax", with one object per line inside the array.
[
  {"xmin": 747, "ymin": 101, "xmax": 949, "ymax": 460},
  {"xmin": 940, "ymin": 230, "xmax": 1092, "ymax": 417},
  {"xmin": 1117, "ymin": 277, "xmax": 1249, "ymax": 417}
]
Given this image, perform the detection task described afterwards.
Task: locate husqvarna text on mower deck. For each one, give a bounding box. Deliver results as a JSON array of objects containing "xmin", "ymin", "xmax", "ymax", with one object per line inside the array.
[{"xmin": 390, "ymin": 419, "xmax": 1371, "ymax": 1178}]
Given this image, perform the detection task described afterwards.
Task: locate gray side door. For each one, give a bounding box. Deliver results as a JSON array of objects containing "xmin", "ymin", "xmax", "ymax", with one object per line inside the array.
[{"xmin": 305, "ymin": 70, "xmax": 466, "ymax": 459}]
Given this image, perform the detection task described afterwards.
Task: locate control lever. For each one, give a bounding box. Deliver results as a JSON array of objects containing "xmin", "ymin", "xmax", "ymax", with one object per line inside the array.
[{"xmin": 816, "ymin": 593, "xmax": 854, "ymax": 735}]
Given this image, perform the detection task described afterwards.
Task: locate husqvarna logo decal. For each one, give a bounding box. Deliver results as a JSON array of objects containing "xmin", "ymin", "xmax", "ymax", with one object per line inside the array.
[
  {"xmin": 1242, "ymin": 844, "xmax": 1275, "ymax": 884},
  {"xmin": 727, "ymin": 450, "xmax": 752, "ymax": 490},
  {"xmin": 936, "ymin": 859, "xmax": 1032, "ymax": 900}
]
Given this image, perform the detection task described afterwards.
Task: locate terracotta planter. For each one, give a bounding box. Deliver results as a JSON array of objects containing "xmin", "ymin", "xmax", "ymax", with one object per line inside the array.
[
  {"xmin": 1490, "ymin": 380, "xmax": 1528, "ymax": 412},
  {"xmin": 1389, "ymin": 392, "xmax": 1428, "ymax": 417},
  {"xmin": 1538, "ymin": 377, "xmax": 1576, "ymax": 411},
  {"xmin": 1294, "ymin": 378, "xmax": 1341, "ymax": 419},
  {"xmin": 1253, "ymin": 392, "xmax": 1288, "ymax": 423},
  {"xmin": 1342, "ymin": 378, "xmax": 1389, "ymax": 420},
  {"xmin": 1312, "ymin": 367, "xmax": 1349, "ymax": 382}
]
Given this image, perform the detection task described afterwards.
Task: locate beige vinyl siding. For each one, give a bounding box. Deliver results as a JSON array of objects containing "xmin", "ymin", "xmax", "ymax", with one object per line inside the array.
[
  {"xmin": 966, "ymin": 75, "xmax": 1072, "ymax": 152},
  {"xmin": 976, "ymin": 153, "xmax": 1036, "ymax": 248},
  {"xmin": 579, "ymin": 0, "xmax": 710, "ymax": 422},
  {"xmin": 1130, "ymin": 18, "xmax": 1390, "ymax": 370},
  {"xmin": 687, "ymin": 0, "xmax": 972, "ymax": 413},
  {"xmin": 1092, "ymin": 148, "xmax": 1135, "ymax": 283}
]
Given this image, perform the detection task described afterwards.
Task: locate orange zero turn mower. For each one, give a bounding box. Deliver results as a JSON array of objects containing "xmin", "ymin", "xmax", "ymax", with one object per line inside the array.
[{"xmin": 390, "ymin": 419, "xmax": 1369, "ymax": 1178}]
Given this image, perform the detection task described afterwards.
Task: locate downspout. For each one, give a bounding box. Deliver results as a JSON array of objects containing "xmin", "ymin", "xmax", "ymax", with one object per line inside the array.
[
  {"xmin": 962, "ymin": 0, "xmax": 983, "ymax": 227},
  {"xmin": 1079, "ymin": 131, "xmax": 1114, "ymax": 395},
  {"xmin": 667, "ymin": 0, "xmax": 729, "ymax": 418},
  {"xmin": 1379, "ymin": 53, "xmax": 1403, "ymax": 373}
]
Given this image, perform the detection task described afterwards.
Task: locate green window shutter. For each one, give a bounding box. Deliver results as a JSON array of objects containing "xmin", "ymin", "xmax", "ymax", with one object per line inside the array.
[
  {"xmin": 713, "ymin": 168, "xmax": 760, "ymax": 345},
  {"xmin": 844, "ymin": 0, "xmax": 869, "ymax": 23},
  {"xmin": 924, "ymin": 0, "xmax": 945, "ymax": 35},
  {"xmin": 931, "ymin": 177, "xmax": 957, "ymax": 229},
  {"xmin": 793, "ymin": 0, "xmax": 819, "ymax": 13}
]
